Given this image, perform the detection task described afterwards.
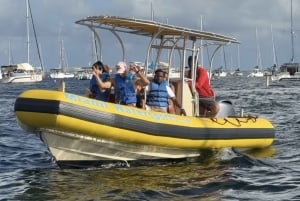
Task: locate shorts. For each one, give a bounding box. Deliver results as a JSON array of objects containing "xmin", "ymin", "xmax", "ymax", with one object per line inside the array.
[{"xmin": 148, "ymin": 106, "xmax": 167, "ymax": 113}]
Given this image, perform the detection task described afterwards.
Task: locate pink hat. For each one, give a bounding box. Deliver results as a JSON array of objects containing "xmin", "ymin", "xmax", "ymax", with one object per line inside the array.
[{"xmin": 116, "ymin": 61, "xmax": 127, "ymax": 74}]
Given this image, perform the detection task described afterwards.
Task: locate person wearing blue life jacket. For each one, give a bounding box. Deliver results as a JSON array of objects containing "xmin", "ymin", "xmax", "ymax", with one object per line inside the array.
[
  {"xmin": 114, "ymin": 61, "xmax": 149, "ymax": 106},
  {"xmin": 86, "ymin": 61, "xmax": 112, "ymax": 101},
  {"xmin": 146, "ymin": 69, "xmax": 186, "ymax": 115}
]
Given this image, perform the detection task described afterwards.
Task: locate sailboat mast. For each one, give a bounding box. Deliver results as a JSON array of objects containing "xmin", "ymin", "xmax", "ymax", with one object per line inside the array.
[
  {"xmin": 150, "ymin": 1, "xmax": 154, "ymax": 21},
  {"xmin": 8, "ymin": 40, "xmax": 12, "ymax": 65},
  {"xmin": 59, "ymin": 39, "xmax": 66, "ymax": 71},
  {"xmin": 290, "ymin": 0, "xmax": 295, "ymax": 63},
  {"xmin": 26, "ymin": 0, "xmax": 30, "ymax": 63},
  {"xmin": 270, "ymin": 24, "xmax": 278, "ymax": 67},
  {"xmin": 256, "ymin": 27, "xmax": 263, "ymax": 70},
  {"xmin": 237, "ymin": 44, "xmax": 241, "ymax": 70}
]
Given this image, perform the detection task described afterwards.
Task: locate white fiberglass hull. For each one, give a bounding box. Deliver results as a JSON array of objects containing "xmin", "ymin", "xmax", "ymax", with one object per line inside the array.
[
  {"xmin": 50, "ymin": 72, "xmax": 75, "ymax": 79},
  {"xmin": 38, "ymin": 129, "xmax": 202, "ymax": 167},
  {"xmin": 247, "ymin": 72, "xmax": 264, "ymax": 77},
  {"xmin": 271, "ymin": 72, "xmax": 300, "ymax": 81},
  {"xmin": 2, "ymin": 74, "xmax": 42, "ymax": 83}
]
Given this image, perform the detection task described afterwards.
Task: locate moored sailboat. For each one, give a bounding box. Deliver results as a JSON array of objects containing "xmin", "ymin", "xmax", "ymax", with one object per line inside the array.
[
  {"xmin": 50, "ymin": 39, "xmax": 75, "ymax": 79},
  {"xmin": 247, "ymin": 27, "xmax": 264, "ymax": 77},
  {"xmin": 271, "ymin": 0, "xmax": 300, "ymax": 81},
  {"xmin": 2, "ymin": 0, "xmax": 43, "ymax": 83}
]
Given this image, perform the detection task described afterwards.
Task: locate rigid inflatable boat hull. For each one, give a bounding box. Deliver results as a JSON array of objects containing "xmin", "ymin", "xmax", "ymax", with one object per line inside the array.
[{"xmin": 14, "ymin": 89, "xmax": 275, "ymax": 167}]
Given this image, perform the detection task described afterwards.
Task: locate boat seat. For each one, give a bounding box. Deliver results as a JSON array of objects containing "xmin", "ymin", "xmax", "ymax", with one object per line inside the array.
[{"xmin": 180, "ymin": 81, "xmax": 194, "ymax": 116}]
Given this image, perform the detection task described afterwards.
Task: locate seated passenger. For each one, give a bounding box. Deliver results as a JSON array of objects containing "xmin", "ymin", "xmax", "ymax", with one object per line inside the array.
[
  {"xmin": 135, "ymin": 79, "xmax": 146, "ymax": 109},
  {"xmin": 146, "ymin": 69, "xmax": 186, "ymax": 115},
  {"xmin": 114, "ymin": 61, "xmax": 149, "ymax": 106},
  {"xmin": 86, "ymin": 61, "xmax": 112, "ymax": 101}
]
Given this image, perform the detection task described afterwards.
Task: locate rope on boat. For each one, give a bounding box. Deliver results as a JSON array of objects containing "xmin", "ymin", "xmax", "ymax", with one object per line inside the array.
[
  {"xmin": 211, "ymin": 115, "xmax": 258, "ymax": 127},
  {"xmin": 123, "ymin": 160, "xmax": 130, "ymax": 168}
]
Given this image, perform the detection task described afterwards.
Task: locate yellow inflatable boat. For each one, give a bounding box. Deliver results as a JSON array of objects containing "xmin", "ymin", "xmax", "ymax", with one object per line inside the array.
[
  {"xmin": 14, "ymin": 16, "xmax": 275, "ymax": 168},
  {"xmin": 14, "ymin": 89, "xmax": 274, "ymax": 168}
]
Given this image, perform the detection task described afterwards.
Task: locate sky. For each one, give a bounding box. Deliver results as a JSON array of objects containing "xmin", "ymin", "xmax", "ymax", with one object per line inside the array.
[{"xmin": 0, "ymin": 0, "xmax": 299, "ymax": 72}]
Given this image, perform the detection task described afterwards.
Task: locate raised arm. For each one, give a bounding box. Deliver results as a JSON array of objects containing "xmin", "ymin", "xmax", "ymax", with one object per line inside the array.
[{"xmin": 131, "ymin": 65, "xmax": 150, "ymax": 86}]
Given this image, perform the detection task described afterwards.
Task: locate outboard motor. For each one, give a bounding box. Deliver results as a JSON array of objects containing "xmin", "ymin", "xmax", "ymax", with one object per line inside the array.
[{"xmin": 214, "ymin": 100, "xmax": 236, "ymax": 117}]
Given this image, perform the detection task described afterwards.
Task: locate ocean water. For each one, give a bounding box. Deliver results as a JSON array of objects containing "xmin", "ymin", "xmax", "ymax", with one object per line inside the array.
[{"xmin": 1, "ymin": 76, "xmax": 300, "ymax": 201}]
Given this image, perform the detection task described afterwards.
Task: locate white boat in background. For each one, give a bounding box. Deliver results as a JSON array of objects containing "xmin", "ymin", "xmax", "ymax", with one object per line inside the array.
[
  {"xmin": 2, "ymin": 0, "xmax": 43, "ymax": 83},
  {"xmin": 271, "ymin": 63, "xmax": 300, "ymax": 81},
  {"xmin": 213, "ymin": 46, "xmax": 228, "ymax": 78},
  {"xmin": 230, "ymin": 68, "xmax": 243, "ymax": 76},
  {"xmin": 248, "ymin": 27, "xmax": 264, "ymax": 78},
  {"xmin": 1, "ymin": 40, "xmax": 13, "ymax": 81},
  {"xmin": 271, "ymin": 0, "xmax": 300, "ymax": 81},
  {"xmin": 146, "ymin": 61, "xmax": 181, "ymax": 79},
  {"xmin": 50, "ymin": 70, "xmax": 75, "ymax": 79},
  {"xmin": 75, "ymin": 67, "xmax": 93, "ymax": 80},
  {"xmin": 1, "ymin": 63, "xmax": 43, "ymax": 83},
  {"xmin": 229, "ymin": 45, "xmax": 243, "ymax": 76},
  {"xmin": 213, "ymin": 66, "xmax": 227, "ymax": 77},
  {"xmin": 50, "ymin": 39, "xmax": 75, "ymax": 79},
  {"xmin": 247, "ymin": 66, "xmax": 264, "ymax": 77},
  {"xmin": 49, "ymin": 70, "xmax": 75, "ymax": 79}
]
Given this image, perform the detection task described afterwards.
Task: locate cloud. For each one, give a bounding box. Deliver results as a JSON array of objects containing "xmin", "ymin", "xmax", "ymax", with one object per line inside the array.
[{"xmin": 0, "ymin": 0, "xmax": 299, "ymax": 71}]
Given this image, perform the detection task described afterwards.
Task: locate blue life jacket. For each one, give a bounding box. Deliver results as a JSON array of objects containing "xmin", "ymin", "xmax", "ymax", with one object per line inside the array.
[
  {"xmin": 90, "ymin": 72, "xmax": 110, "ymax": 101},
  {"xmin": 146, "ymin": 81, "xmax": 168, "ymax": 107},
  {"xmin": 114, "ymin": 73, "xmax": 136, "ymax": 104}
]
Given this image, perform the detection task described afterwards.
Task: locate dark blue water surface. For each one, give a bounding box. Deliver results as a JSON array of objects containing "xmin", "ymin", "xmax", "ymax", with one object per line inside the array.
[{"xmin": 1, "ymin": 76, "xmax": 299, "ymax": 201}]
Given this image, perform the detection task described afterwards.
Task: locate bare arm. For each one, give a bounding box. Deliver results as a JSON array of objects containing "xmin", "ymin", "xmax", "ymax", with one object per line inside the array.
[
  {"xmin": 167, "ymin": 86, "xmax": 186, "ymax": 116},
  {"xmin": 170, "ymin": 97, "xmax": 186, "ymax": 116},
  {"xmin": 93, "ymin": 68, "xmax": 112, "ymax": 91},
  {"xmin": 131, "ymin": 66, "xmax": 150, "ymax": 86}
]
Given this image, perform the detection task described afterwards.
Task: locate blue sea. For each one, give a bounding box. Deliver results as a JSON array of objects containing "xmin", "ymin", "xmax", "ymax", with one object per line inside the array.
[{"xmin": 1, "ymin": 76, "xmax": 300, "ymax": 201}]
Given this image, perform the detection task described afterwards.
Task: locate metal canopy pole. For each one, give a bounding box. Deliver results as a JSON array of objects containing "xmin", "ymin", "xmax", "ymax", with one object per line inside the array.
[{"xmin": 87, "ymin": 25, "xmax": 102, "ymax": 62}]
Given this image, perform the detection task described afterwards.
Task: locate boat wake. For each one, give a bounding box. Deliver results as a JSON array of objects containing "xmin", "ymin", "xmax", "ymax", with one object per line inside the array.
[{"xmin": 216, "ymin": 147, "xmax": 275, "ymax": 168}]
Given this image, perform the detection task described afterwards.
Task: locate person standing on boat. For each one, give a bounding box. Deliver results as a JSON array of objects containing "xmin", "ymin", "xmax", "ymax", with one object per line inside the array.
[
  {"xmin": 86, "ymin": 61, "xmax": 112, "ymax": 101},
  {"xmin": 146, "ymin": 69, "xmax": 186, "ymax": 115},
  {"xmin": 114, "ymin": 61, "xmax": 149, "ymax": 106},
  {"xmin": 185, "ymin": 56, "xmax": 219, "ymax": 117}
]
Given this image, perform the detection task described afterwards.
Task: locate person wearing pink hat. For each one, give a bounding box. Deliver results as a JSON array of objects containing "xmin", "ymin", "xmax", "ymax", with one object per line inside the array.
[{"xmin": 114, "ymin": 61, "xmax": 149, "ymax": 106}]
